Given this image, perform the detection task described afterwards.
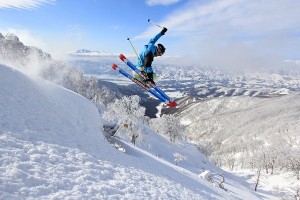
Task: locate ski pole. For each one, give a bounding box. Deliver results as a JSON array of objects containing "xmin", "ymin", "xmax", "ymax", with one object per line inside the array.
[
  {"xmin": 127, "ymin": 37, "xmax": 142, "ymax": 63},
  {"xmin": 148, "ymin": 19, "xmax": 163, "ymax": 29}
]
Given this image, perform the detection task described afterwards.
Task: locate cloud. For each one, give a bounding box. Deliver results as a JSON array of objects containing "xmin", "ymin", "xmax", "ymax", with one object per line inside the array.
[
  {"xmin": 146, "ymin": 0, "xmax": 181, "ymax": 6},
  {"xmin": 0, "ymin": 0, "xmax": 55, "ymax": 10},
  {"xmin": 137, "ymin": 0, "xmax": 300, "ymax": 70}
]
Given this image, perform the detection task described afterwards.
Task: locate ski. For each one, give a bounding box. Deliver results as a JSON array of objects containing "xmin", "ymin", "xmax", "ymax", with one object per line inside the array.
[
  {"xmin": 119, "ymin": 54, "xmax": 176, "ymax": 107},
  {"xmin": 112, "ymin": 63, "xmax": 176, "ymax": 106}
]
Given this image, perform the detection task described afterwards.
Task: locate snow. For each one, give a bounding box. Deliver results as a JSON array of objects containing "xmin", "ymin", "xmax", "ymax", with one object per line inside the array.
[
  {"xmin": 90, "ymin": 73, "xmax": 132, "ymax": 85},
  {"xmin": 166, "ymin": 91, "xmax": 185, "ymax": 99},
  {"xmin": 179, "ymin": 92, "xmax": 300, "ymax": 199},
  {"xmin": 0, "ymin": 64, "xmax": 262, "ymax": 199}
]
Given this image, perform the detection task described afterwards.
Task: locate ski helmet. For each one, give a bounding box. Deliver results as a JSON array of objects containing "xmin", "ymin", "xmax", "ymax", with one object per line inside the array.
[{"xmin": 157, "ymin": 43, "xmax": 165, "ymax": 55}]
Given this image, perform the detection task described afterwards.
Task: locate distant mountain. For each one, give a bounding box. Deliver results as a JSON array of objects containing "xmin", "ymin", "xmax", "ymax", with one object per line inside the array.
[
  {"xmin": 76, "ymin": 49, "xmax": 92, "ymax": 53},
  {"xmin": 70, "ymin": 49, "xmax": 117, "ymax": 57}
]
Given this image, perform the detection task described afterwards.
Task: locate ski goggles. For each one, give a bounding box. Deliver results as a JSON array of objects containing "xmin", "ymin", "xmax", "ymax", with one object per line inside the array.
[{"xmin": 157, "ymin": 48, "xmax": 164, "ymax": 55}]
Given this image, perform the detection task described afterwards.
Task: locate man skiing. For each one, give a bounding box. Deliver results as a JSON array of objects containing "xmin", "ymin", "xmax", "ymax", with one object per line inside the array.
[
  {"xmin": 135, "ymin": 27, "xmax": 168, "ymax": 85},
  {"xmin": 113, "ymin": 24, "xmax": 177, "ymax": 107}
]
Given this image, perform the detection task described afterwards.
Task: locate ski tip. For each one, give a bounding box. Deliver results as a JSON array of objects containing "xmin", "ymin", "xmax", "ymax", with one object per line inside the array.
[
  {"xmin": 112, "ymin": 63, "xmax": 118, "ymax": 70},
  {"xmin": 119, "ymin": 54, "xmax": 126, "ymax": 61},
  {"xmin": 167, "ymin": 101, "xmax": 177, "ymax": 108}
]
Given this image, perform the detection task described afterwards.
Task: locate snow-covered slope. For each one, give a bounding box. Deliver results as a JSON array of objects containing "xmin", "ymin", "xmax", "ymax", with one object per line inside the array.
[
  {"xmin": 0, "ymin": 64, "xmax": 260, "ymax": 199},
  {"xmin": 0, "ymin": 65, "xmax": 109, "ymax": 154},
  {"xmin": 180, "ymin": 94, "xmax": 300, "ymax": 144},
  {"xmin": 178, "ymin": 94, "xmax": 300, "ymax": 199}
]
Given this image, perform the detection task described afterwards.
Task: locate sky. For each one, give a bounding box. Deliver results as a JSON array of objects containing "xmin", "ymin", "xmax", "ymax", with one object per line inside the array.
[{"xmin": 1, "ymin": 0, "xmax": 300, "ymax": 70}]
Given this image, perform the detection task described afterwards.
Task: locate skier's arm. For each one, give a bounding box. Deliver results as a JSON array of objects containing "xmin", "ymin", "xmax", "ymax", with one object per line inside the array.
[
  {"xmin": 147, "ymin": 32, "xmax": 163, "ymax": 46},
  {"xmin": 147, "ymin": 27, "xmax": 167, "ymax": 46}
]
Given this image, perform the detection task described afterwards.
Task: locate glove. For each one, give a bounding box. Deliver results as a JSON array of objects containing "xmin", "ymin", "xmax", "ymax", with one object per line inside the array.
[{"xmin": 161, "ymin": 27, "xmax": 168, "ymax": 35}]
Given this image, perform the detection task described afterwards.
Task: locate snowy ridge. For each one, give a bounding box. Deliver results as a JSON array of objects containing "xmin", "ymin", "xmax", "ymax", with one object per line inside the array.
[
  {"xmin": 69, "ymin": 49, "xmax": 117, "ymax": 57},
  {"xmin": 0, "ymin": 64, "xmax": 260, "ymax": 199},
  {"xmin": 179, "ymin": 94, "xmax": 300, "ymax": 144}
]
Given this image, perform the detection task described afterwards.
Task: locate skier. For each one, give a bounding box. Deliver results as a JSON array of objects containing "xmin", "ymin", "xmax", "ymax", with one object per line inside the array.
[
  {"xmin": 135, "ymin": 27, "xmax": 168, "ymax": 85},
  {"xmin": 113, "ymin": 23, "xmax": 177, "ymax": 107}
]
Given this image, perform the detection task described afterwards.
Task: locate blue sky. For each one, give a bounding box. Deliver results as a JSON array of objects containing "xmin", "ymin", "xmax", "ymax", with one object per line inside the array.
[
  {"xmin": 1, "ymin": 0, "xmax": 300, "ymax": 70},
  {"xmin": 0, "ymin": 0, "xmax": 186, "ymax": 54}
]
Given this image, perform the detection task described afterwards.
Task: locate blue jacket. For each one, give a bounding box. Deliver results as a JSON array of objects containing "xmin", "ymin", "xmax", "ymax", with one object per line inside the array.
[{"xmin": 136, "ymin": 32, "xmax": 163, "ymax": 73}]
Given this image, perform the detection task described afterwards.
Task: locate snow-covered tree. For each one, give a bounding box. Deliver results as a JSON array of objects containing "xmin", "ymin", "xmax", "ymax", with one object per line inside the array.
[
  {"xmin": 103, "ymin": 95, "xmax": 146, "ymax": 145},
  {"xmin": 173, "ymin": 152, "xmax": 186, "ymax": 165},
  {"xmin": 150, "ymin": 114, "xmax": 184, "ymax": 142},
  {"xmin": 287, "ymin": 149, "xmax": 300, "ymax": 180},
  {"xmin": 0, "ymin": 32, "xmax": 115, "ymax": 106}
]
